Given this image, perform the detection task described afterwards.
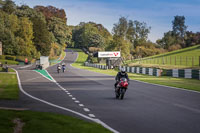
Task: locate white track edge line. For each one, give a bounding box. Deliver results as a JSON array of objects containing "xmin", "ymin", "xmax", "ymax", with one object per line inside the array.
[{"xmin": 14, "ymin": 68, "xmax": 119, "ymax": 133}]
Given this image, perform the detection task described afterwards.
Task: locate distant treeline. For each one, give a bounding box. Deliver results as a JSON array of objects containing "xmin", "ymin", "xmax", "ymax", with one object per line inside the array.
[
  {"xmin": 0, "ymin": 0, "xmax": 72, "ymax": 58},
  {"xmin": 72, "ymin": 16, "xmax": 200, "ymax": 59},
  {"xmin": 1, "ymin": 0, "xmax": 199, "ymax": 60}
]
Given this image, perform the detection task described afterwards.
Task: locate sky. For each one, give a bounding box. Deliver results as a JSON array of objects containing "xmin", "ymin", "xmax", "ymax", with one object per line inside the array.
[{"xmin": 14, "ymin": 0, "xmax": 200, "ymax": 42}]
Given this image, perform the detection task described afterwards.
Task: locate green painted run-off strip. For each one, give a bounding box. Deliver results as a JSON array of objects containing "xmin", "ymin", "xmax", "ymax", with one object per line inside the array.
[{"xmin": 34, "ymin": 70, "xmax": 53, "ymax": 81}]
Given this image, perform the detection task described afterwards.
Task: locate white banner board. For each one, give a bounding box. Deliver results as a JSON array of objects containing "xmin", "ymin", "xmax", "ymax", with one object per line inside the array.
[
  {"xmin": 40, "ymin": 56, "xmax": 49, "ymax": 69},
  {"xmin": 98, "ymin": 51, "xmax": 120, "ymax": 58}
]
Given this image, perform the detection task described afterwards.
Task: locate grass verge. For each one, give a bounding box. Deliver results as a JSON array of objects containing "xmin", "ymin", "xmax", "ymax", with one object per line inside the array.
[
  {"xmin": 0, "ymin": 73, "xmax": 19, "ymax": 99},
  {"xmin": 0, "ymin": 59, "xmax": 19, "ymax": 65},
  {"xmin": 50, "ymin": 50, "xmax": 66, "ymax": 66},
  {"xmin": 0, "ymin": 109, "xmax": 111, "ymax": 133},
  {"xmin": 128, "ymin": 45, "xmax": 200, "ymax": 69},
  {"xmin": 0, "ymin": 67, "xmax": 15, "ymax": 72},
  {"xmin": 71, "ymin": 49, "xmax": 200, "ymax": 92}
]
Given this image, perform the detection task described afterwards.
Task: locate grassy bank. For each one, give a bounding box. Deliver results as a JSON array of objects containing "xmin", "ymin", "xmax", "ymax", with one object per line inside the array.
[
  {"xmin": 129, "ymin": 45, "xmax": 200, "ymax": 69},
  {"xmin": 0, "ymin": 59, "xmax": 19, "ymax": 65},
  {"xmin": 0, "ymin": 73, "xmax": 19, "ymax": 99},
  {"xmin": 71, "ymin": 49, "xmax": 200, "ymax": 92},
  {"xmin": 0, "ymin": 109, "xmax": 111, "ymax": 133},
  {"xmin": 68, "ymin": 48, "xmax": 88, "ymax": 68},
  {"xmin": 49, "ymin": 50, "xmax": 66, "ymax": 66},
  {"xmin": 0, "ymin": 67, "xmax": 15, "ymax": 72}
]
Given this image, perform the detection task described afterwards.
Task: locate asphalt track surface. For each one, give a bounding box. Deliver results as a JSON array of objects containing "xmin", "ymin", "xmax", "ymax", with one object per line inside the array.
[{"xmin": 1, "ymin": 49, "xmax": 200, "ymax": 133}]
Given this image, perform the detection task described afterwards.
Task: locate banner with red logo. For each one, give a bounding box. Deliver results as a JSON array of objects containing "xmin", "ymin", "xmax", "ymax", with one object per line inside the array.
[{"xmin": 98, "ymin": 51, "xmax": 121, "ymax": 58}]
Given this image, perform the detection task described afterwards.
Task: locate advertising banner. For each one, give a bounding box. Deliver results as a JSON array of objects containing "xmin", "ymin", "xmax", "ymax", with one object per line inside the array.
[{"xmin": 98, "ymin": 51, "xmax": 120, "ymax": 58}]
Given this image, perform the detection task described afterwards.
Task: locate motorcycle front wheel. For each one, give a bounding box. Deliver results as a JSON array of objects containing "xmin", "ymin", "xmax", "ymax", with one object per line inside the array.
[{"xmin": 120, "ymin": 89, "xmax": 126, "ymax": 100}]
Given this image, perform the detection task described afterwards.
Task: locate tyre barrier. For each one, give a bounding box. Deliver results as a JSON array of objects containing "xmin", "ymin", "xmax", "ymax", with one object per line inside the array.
[
  {"xmin": 84, "ymin": 62, "xmax": 200, "ymax": 80},
  {"xmin": 118, "ymin": 66, "xmax": 200, "ymax": 80},
  {"xmin": 84, "ymin": 62, "xmax": 108, "ymax": 70}
]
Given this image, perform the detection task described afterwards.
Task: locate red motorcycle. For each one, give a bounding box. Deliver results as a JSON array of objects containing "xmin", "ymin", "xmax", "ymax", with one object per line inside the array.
[{"xmin": 115, "ymin": 78, "xmax": 129, "ymax": 99}]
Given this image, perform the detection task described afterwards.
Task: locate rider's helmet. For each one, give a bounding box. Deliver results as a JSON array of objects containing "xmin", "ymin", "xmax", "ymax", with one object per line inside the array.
[{"xmin": 121, "ymin": 68, "xmax": 126, "ymax": 75}]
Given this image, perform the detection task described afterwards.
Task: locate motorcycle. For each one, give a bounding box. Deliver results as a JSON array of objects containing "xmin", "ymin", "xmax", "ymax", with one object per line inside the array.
[
  {"xmin": 62, "ymin": 65, "xmax": 66, "ymax": 73},
  {"xmin": 57, "ymin": 66, "xmax": 61, "ymax": 73},
  {"xmin": 115, "ymin": 78, "xmax": 129, "ymax": 99}
]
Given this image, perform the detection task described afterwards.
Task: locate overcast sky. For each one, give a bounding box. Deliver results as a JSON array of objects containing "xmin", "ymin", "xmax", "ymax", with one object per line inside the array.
[{"xmin": 14, "ymin": 0, "xmax": 200, "ymax": 42}]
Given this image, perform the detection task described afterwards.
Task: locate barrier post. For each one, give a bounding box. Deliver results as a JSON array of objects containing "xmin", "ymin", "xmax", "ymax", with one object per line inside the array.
[{"xmin": 199, "ymin": 56, "xmax": 200, "ymax": 67}]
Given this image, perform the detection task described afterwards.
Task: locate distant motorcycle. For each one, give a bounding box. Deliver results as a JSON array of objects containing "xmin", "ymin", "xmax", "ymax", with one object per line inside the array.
[
  {"xmin": 115, "ymin": 78, "xmax": 129, "ymax": 99},
  {"xmin": 62, "ymin": 65, "xmax": 66, "ymax": 73},
  {"xmin": 57, "ymin": 65, "xmax": 61, "ymax": 73}
]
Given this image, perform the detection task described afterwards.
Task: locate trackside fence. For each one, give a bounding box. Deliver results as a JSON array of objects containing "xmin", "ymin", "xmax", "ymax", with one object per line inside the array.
[{"xmin": 137, "ymin": 56, "xmax": 200, "ymax": 67}]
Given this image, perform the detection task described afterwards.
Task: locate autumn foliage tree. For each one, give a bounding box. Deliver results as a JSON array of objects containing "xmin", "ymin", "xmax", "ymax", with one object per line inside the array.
[
  {"xmin": 34, "ymin": 6, "xmax": 67, "ymax": 23},
  {"xmin": 0, "ymin": 0, "xmax": 70, "ymax": 58}
]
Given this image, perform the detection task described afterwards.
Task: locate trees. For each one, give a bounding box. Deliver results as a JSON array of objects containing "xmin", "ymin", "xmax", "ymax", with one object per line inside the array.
[
  {"xmin": 0, "ymin": 1, "xmax": 71, "ymax": 58},
  {"xmin": 2, "ymin": 0, "xmax": 16, "ymax": 14},
  {"xmin": 110, "ymin": 17, "xmax": 151, "ymax": 58},
  {"xmin": 32, "ymin": 17, "xmax": 52, "ymax": 56},
  {"xmin": 15, "ymin": 5, "xmax": 52, "ymax": 56},
  {"xmin": 113, "ymin": 17, "xmax": 128, "ymax": 39},
  {"xmin": 184, "ymin": 31, "xmax": 200, "ymax": 47},
  {"xmin": 112, "ymin": 17, "xmax": 151, "ymax": 48},
  {"xmin": 156, "ymin": 31, "xmax": 177, "ymax": 49},
  {"xmin": 0, "ymin": 10, "xmax": 18, "ymax": 55},
  {"xmin": 72, "ymin": 22, "xmax": 110, "ymax": 49},
  {"xmin": 17, "ymin": 17, "xmax": 38, "ymax": 57},
  {"xmin": 34, "ymin": 5, "xmax": 71, "ymax": 56},
  {"xmin": 172, "ymin": 15, "xmax": 187, "ymax": 48},
  {"xmin": 34, "ymin": 6, "xmax": 67, "ymax": 23},
  {"xmin": 157, "ymin": 15, "xmax": 191, "ymax": 51},
  {"xmin": 47, "ymin": 17, "xmax": 70, "ymax": 46},
  {"xmin": 172, "ymin": 16, "xmax": 187, "ymax": 38}
]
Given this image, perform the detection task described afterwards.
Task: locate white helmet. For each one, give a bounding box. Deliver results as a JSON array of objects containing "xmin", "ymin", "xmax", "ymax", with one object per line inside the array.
[{"xmin": 121, "ymin": 68, "xmax": 126, "ymax": 75}]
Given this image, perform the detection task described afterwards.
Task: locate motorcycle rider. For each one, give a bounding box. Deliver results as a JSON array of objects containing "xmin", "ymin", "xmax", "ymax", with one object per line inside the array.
[
  {"xmin": 62, "ymin": 62, "xmax": 66, "ymax": 72},
  {"xmin": 57, "ymin": 64, "xmax": 61, "ymax": 73},
  {"xmin": 115, "ymin": 68, "xmax": 129, "ymax": 88}
]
